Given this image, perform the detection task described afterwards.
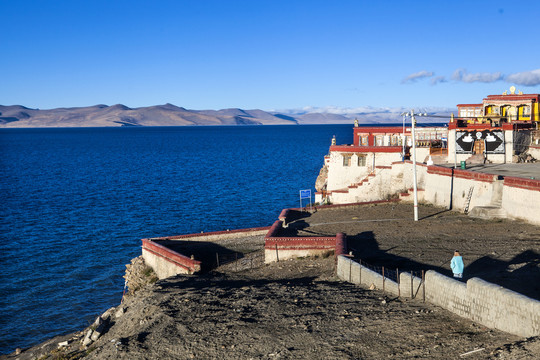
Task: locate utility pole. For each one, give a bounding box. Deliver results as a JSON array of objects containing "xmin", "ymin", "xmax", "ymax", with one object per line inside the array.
[
  {"xmin": 411, "ymin": 109, "xmax": 419, "ymax": 221},
  {"xmin": 401, "ymin": 109, "xmax": 427, "ymax": 221}
]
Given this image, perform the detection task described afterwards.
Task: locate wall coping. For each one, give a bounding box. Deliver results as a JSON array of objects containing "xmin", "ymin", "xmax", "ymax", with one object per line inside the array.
[
  {"xmin": 503, "ymin": 175, "xmax": 540, "ymax": 191},
  {"xmin": 330, "ymin": 145, "xmax": 403, "ymax": 153},
  {"xmin": 142, "ymin": 238, "xmax": 201, "ymax": 273},
  {"xmin": 427, "ymin": 165, "xmax": 498, "ymax": 183},
  {"xmin": 148, "ymin": 226, "xmax": 271, "ymax": 241}
]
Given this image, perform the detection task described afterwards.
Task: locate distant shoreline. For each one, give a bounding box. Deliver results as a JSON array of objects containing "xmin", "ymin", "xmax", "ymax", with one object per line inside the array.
[{"xmin": 0, "ymin": 103, "xmax": 452, "ymax": 128}]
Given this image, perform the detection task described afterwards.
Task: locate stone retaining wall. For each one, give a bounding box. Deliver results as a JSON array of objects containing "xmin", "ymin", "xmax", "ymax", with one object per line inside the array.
[
  {"xmin": 337, "ymin": 255, "xmax": 540, "ymax": 337},
  {"xmin": 142, "ymin": 238, "xmax": 201, "ymax": 279},
  {"xmin": 264, "ymin": 220, "xmax": 338, "ymax": 263},
  {"xmin": 323, "ymin": 161, "xmax": 540, "ymax": 225},
  {"xmin": 142, "ymin": 227, "xmax": 270, "ymax": 279}
]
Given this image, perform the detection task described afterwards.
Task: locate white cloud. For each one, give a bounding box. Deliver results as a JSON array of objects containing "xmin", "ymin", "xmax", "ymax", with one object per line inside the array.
[
  {"xmin": 452, "ymin": 68, "xmax": 503, "ymax": 83},
  {"xmin": 274, "ymin": 105, "xmax": 453, "ymax": 117},
  {"xmin": 402, "ymin": 70, "xmax": 434, "ymax": 83},
  {"xmin": 506, "ymin": 69, "xmax": 540, "ymax": 86},
  {"xmin": 430, "ymin": 76, "xmax": 447, "ymax": 85}
]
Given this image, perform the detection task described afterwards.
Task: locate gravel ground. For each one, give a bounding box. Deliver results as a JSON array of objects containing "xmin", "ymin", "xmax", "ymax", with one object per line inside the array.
[
  {"xmin": 5, "ymin": 203, "xmax": 540, "ymax": 360},
  {"xmin": 285, "ymin": 202, "xmax": 540, "ymax": 300}
]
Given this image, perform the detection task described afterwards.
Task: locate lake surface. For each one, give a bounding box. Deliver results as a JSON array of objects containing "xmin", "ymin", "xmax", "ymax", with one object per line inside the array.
[{"xmin": 0, "ymin": 125, "xmax": 353, "ymax": 354}]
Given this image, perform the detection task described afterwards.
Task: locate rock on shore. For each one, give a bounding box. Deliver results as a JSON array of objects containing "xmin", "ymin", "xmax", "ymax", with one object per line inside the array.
[{"xmin": 4, "ymin": 254, "xmax": 540, "ymax": 359}]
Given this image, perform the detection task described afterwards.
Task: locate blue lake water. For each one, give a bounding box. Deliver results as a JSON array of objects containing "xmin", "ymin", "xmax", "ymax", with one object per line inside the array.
[{"xmin": 0, "ymin": 125, "xmax": 353, "ymax": 354}]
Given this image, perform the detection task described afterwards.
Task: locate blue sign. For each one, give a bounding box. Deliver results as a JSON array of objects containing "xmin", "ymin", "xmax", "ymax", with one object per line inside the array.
[{"xmin": 299, "ymin": 189, "xmax": 311, "ymax": 199}]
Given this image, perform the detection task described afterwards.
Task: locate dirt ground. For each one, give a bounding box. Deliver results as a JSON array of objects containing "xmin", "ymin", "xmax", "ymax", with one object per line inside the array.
[
  {"xmin": 5, "ymin": 203, "xmax": 540, "ymax": 360},
  {"xmin": 285, "ymin": 202, "xmax": 540, "ymax": 300}
]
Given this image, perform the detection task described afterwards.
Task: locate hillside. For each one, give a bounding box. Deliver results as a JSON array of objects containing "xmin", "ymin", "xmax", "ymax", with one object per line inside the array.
[
  {"xmin": 0, "ymin": 104, "xmax": 297, "ymax": 127},
  {"xmin": 0, "ymin": 104, "xmax": 452, "ymax": 128}
]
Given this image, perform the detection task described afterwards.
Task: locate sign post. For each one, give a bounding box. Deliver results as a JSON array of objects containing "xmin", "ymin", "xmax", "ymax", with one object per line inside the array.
[{"xmin": 299, "ymin": 189, "xmax": 312, "ymax": 212}]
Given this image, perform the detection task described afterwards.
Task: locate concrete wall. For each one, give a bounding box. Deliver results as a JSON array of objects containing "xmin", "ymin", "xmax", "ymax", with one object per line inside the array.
[
  {"xmin": 424, "ymin": 167, "xmax": 498, "ymax": 210},
  {"xmin": 502, "ymin": 176, "xmax": 540, "ymax": 225},
  {"xmin": 142, "ymin": 227, "xmax": 270, "ymax": 279},
  {"xmin": 149, "ymin": 227, "xmax": 270, "ymax": 242},
  {"xmin": 337, "ymin": 256, "xmax": 422, "ymax": 299},
  {"xmin": 337, "ymin": 255, "xmax": 540, "ymax": 337},
  {"xmin": 327, "ymin": 151, "xmax": 402, "ymax": 191},
  {"xmin": 529, "ymin": 145, "xmax": 540, "ymax": 159},
  {"xmin": 324, "ymin": 158, "xmax": 540, "ymax": 225},
  {"xmin": 264, "ymin": 220, "xmax": 337, "ymax": 263},
  {"xmin": 142, "ymin": 238, "xmax": 201, "ymax": 279}
]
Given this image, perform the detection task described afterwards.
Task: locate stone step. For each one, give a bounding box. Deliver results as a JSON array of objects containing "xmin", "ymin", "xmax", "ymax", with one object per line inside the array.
[{"xmin": 468, "ymin": 206, "xmax": 507, "ymax": 220}]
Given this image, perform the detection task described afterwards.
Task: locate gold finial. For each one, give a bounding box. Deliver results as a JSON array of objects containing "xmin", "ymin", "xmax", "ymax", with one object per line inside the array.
[
  {"xmin": 450, "ymin": 113, "xmax": 454, "ymax": 122},
  {"xmin": 503, "ymin": 90, "xmax": 508, "ymax": 95},
  {"xmin": 519, "ymin": 90, "xmax": 523, "ymax": 95},
  {"xmin": 354, "ymin": 118, "xmax": 359, "ymax": 127},
  {"xmin": 510, "ymin": 86, "xmax": 516, "ymax": 94}
]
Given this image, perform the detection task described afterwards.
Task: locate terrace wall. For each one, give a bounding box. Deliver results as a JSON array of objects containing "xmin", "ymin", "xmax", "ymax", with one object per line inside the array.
[
  {"xmin": 142, "ymin": 227, "xmax": 269, "ymax": 279},
  {"xmin": 264, "ymin": 219, "xmax": 339, "ymax": 263},
  {"xmin": 337, "ymin": 255, "xmax": 540, "ymax": 337},
  {"xmin": 323, "ymin": 160, "xmax": 540, "ymax": 225}
]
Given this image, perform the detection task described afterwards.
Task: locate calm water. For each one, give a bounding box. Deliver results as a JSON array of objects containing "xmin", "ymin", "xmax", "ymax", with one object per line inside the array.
[{"xmin": 0, "ymin": 125, "xmax": 352, "ymax": 354}]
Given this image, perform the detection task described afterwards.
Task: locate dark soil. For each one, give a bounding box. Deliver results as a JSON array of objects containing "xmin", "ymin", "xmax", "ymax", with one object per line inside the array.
[
  {"xmin": 285, "ymin": 202, "xmax": 540, "ymax": 300},
  {"xmin": 5, "ymin": 203, "xmax": 539, "ymax": 360}
]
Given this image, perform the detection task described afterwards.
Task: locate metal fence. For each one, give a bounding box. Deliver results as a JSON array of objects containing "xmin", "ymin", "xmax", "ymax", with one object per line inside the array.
[{"xmin": 353, "ymin": 258, "xmax": 426, "ymax": 301}]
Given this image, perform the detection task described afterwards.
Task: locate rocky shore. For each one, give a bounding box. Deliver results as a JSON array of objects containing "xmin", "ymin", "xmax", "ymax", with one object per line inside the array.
[{"xmin": 3, "ymin": 203, "xmax": 540, "ymax": 359}]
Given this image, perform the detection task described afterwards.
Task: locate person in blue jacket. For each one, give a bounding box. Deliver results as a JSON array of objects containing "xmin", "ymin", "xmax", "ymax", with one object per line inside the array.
[{"xmin": 450, "ymin": 250, "xmax": 464, "ymax": 279}]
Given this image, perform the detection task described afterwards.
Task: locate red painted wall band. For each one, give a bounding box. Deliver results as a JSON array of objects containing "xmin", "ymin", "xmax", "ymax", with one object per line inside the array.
[
  {"xmin": 149, "ymin": 226, "xmax": 271, "ymax": 241},
  {"xmin": 142, "ymin": 246, "xmax": 191, "ymax": 272},
  {"xmin": 427, "ymin": 166, "xmax": 498, "ymax": 183},
  {"xmin": 504, "ymin": 176, "xmax": 540, "ymax": 191},
  {"xmin": 142, "ymin": 238, "xmax": 201, "ymax": 270}
]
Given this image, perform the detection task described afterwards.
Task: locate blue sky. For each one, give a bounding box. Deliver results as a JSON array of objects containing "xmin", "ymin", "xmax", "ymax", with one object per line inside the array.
[{"xmin": 2, "ymin": 0, "xmax": 540, "ymax": 112}]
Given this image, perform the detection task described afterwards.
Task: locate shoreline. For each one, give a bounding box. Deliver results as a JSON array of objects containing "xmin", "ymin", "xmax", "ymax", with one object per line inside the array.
[{"xmin": 4, "ymin": 202, "xmax": 539, "ymax": 359}]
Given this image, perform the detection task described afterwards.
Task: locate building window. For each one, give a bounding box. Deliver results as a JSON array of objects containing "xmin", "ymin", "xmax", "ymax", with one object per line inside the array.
[
  {"xmin": 343, "ymin": 154, "xmax": 352, "ymax": 166},
  {"xmin": 375, "ymin": 135, "xmax": 383, "ymax": 146},
  {"xmin": 357, "ymin": 155, "xmax": 366, "ymax": 166},
  {"xmin": 485, "ymin": 105, "xmax": 500, "ymax": 115},
  {"xmin": 361, "ymin": 135, "xmax": 369, "ymax": 146}
]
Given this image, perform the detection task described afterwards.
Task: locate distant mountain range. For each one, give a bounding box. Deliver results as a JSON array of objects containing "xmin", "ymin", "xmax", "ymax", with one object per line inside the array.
[{"xmin": 0, "ymin": 104, "xmax": 453, "ymax": 127}]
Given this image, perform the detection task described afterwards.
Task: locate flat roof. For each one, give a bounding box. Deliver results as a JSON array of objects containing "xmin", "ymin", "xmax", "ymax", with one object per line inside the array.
[{"xmin": 441, "ymin": 163, "xmax": 540, "ymax": 180}]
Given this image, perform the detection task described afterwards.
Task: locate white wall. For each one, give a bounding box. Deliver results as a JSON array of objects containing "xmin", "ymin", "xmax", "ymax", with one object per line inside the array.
[{"xmin": 327, "ymin": 151, "xmax": 402, "ymax": 191}]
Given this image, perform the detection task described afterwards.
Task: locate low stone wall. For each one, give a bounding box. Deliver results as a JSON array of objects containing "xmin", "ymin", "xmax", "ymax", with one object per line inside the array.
[
  {"xmin": 337, "ymin": 255, "xmax": 540, "ymax": 337},
  {"xmin": 142, "ymin": 227, "xmax": 270, "ymax": 279},
  {"xmin": 337, "ymin": 256, "xmax": 421, "ymax": 299},
  {"xmin": 264, "ymin": 220, "xmax": 338, "ymax": 263},
  {"xmin": 142, "ymin": 238, "xmax": 201, "ymax": 279},
  {"xmin": 148, "ymin": 227, "xmax": 270, "ymax": 242},
  {"xmin": 502, "ymin": 176, "xmax": 540, "ymax": 225}
]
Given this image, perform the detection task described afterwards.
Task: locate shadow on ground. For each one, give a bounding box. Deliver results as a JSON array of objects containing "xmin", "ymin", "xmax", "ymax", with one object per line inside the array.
[{"xmin": 347, "ymin": 232, "xmax": 540, "ymax": 300}]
